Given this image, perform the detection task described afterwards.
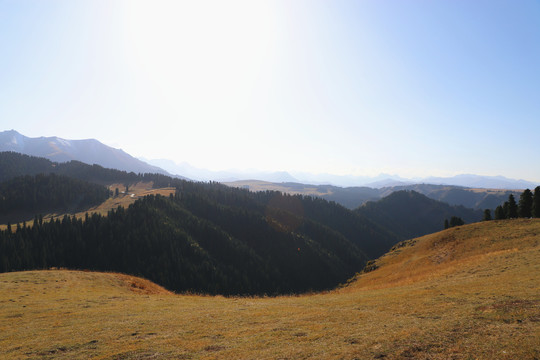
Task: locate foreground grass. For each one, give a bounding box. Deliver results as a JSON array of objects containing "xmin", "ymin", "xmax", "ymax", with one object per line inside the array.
[{"xmin": 1, "ymin": 219, "xmax": 539, "ymax": 359}]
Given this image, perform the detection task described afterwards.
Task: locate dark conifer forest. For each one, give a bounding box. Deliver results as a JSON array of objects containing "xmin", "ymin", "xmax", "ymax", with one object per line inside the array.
[
  {"xmin": 0, "ymin": 189, "xmax": 398, "ymax": 295},
  {"xmin": 0, "ymin": 173, "xmax": 110, "ymax": 222},
  {"xmin": 356, "ymin": 190, "xmax": 482, "ymax": 240}
]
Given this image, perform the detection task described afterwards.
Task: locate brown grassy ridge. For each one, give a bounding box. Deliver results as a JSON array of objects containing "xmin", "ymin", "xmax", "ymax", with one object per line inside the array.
[
  {"xmin": 223, "ymin": 180, "xmax": 333, "ymax": 196},
  {"xmin": 89, "ymin": 182, "xmax": 176, "ymax": 217},
  {"xmin": 0, "ymin": 219, "xmax": 539, "ymax": 359}
]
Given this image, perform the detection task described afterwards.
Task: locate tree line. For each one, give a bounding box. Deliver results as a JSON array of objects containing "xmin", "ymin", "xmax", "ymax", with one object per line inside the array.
[{"xmin": 483, "ymin": 187, "xmax": 540, "ymax": 221}]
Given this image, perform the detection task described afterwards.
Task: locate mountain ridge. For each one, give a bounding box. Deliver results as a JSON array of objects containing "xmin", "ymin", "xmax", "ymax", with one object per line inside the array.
[
  {"xmin": 148, "ymin": 156, "xmax": 538, "ymax": 189},
  {"xmin": 0, "ymin": 130, "xmax": 172, "ymax": 176}
]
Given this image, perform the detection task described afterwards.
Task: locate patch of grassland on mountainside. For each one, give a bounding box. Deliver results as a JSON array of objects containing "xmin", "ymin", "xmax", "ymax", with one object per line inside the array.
[
  {"xmin": 1, "ymin": 219, "xmax": 539, "ymax": 359},
  {"xmin": 88, "ymin": 182, "xmax": 176, "ymax": 217},
  {"xmin": 224, "ymin": 180, "xmax": 333, "ymax": 196},
  {"xmin": 0, "ymin": 182, "xmax": 175, "ymax": 230}
]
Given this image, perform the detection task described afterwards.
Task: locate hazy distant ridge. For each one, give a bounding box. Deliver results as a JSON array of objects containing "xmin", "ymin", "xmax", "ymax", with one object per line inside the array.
[
  {"xmin": 145, "ymin": 157, "xmax": 537, "ymax": 190},
  {"xmin": 0, "ymin": 130, "xmax": 169, "ymax": 175}
]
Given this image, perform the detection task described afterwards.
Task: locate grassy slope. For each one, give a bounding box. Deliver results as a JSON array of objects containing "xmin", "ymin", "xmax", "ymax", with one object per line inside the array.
[
  {"xmin": 223, "ymin": 180, "xmax": 333, "ymax": 196},
  {"xmin": 1, "ymin": 219, "xmax": 539, "ymax": 359}
]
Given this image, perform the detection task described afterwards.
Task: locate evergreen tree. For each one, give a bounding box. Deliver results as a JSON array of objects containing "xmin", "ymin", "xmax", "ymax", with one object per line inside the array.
[
  {"xmin": 507, "ymin": 194, "xmax": 518, "ymax": 218},
  {"xmin": 444, "ymin": 219, "xmax": 449, "ymax": 229},
  {"xmin": 449, "ymin": 216, "xmax": 465, "ymax": 227},
  {"xmin": 533, "ymin": 186, "xmax": 540, "ymax": 218},
  {"xmin": 494, "ymin": 205, "xmax": 506, "ymax": 220},
  {"xmin": 518, "ymin": 189, "xmax": 533, "ymax": 218},
  {"xmin": 483, "ymin": 209, "xmax": 492, "ymax": 221}
]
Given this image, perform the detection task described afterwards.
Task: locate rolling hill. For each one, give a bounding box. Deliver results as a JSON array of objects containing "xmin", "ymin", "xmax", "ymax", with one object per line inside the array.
[
  {"xmin": 357, "ymin": 190, "xmax": 483, "ymax": 241},
  {"xmin": 1, "ymin": 219, "xmax": 538, "ymax": 359}
]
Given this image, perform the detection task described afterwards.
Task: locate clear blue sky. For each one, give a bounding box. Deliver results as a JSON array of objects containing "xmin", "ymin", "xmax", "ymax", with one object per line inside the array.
[{"xmin": 1, "ymin": 0, "xmax": 539, "ymax": 181}]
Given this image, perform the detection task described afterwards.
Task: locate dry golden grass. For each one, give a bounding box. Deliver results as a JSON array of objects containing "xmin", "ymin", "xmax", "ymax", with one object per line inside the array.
[
  {"xmin": 224, "ymin": 180, "xmax": 333, "ymax": 196},
  {"xmin": 86, "ymin": 182, "xmax": 176, "ymax": 217},
  {"xmin": 1, "ymin": 219, "xmax": 539, "ymax": 359},
  {"xmin": 468, "ymin": 188, "xmax": 522, "ymax": 194}
]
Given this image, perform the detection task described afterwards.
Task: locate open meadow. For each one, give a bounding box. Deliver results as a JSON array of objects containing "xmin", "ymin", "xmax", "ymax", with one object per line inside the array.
[{"xmin": 1, "ymin": 219, "xmax": 539, "ymax": 359}]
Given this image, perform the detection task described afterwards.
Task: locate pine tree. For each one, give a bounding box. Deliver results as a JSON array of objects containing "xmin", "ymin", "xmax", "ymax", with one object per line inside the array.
[
  {"xmin": 494, "ymin": 205, "xmax": 506, "ymax": 220},
  {"xmin": 507, "ymin": 194, "xmax": 518, "ymax": 218},
  {"xmin": 483, "ymin": 209, "xmax": 492, "ymax": 221},
  {"xmin": 518, "ymin": 189, "xmax": 533, "ymax": 218},
  {"xmin": 444, "ymin": 219, "xmax": 449, "ymax": 229},
  {"xmin": 449, "ymin": 216, "xmax": 465, "ymax": 227},
  {"xmin": 533, "ymin": 186, "xmax": 540, "ymax": 218}
]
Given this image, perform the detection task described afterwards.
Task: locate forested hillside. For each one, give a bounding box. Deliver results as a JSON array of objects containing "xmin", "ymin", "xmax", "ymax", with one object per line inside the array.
[
  {"xmin": 0, "ymin": 191, "xmax": 395, "ymax": 295},
  {"xmin": 0, "ymin": 173, "xmax": 109, "ymax": 223},
  {"xmin": 357, "ymin": 190, "xmax": 482, "ymax": 241},
  {"xmin": 0, "ymin": 153, "xmax": 400, "ymax": 294}
]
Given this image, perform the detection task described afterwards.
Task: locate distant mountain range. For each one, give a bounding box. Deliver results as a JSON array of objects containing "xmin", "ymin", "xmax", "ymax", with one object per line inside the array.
[
  {"xmin": 140, "ymin": 158, "xmax": 300, "ymax": 183},
  {"xmin": 144, "ymin": 158, "xmax": 537, "ymax": 190},
  {"xmin": 2, "ymin": 130, "xmax": 537, "ymax": 191},
  {"xmin": 223, "ymin": 180, "xmax": 522, "ymax": 210},
  {"xmin": 0, "ymin": 130, "xmax": 171, "ymax": 176}
]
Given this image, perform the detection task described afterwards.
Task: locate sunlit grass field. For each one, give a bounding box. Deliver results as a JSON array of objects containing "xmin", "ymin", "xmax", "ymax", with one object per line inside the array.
[{"xmin": 1, "ymin": 219, "xmax": 539, "ymax": 359}]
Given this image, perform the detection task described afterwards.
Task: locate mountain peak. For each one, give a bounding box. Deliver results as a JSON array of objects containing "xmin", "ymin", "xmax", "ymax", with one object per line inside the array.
[{"xmin": 0, "ymin": 130, "xmax": 170, "ymax": 176}]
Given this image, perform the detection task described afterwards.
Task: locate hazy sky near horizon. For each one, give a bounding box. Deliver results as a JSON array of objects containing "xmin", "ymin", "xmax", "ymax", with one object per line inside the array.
[{"xmin": 1, "ymin": 0, "xmax": 539, "ymax": 181}]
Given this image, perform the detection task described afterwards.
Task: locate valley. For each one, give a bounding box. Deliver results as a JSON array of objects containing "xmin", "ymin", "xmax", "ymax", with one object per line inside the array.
[{"xmin": 1, "ymin": 219, "xmax": 538, "ymax": 359}]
